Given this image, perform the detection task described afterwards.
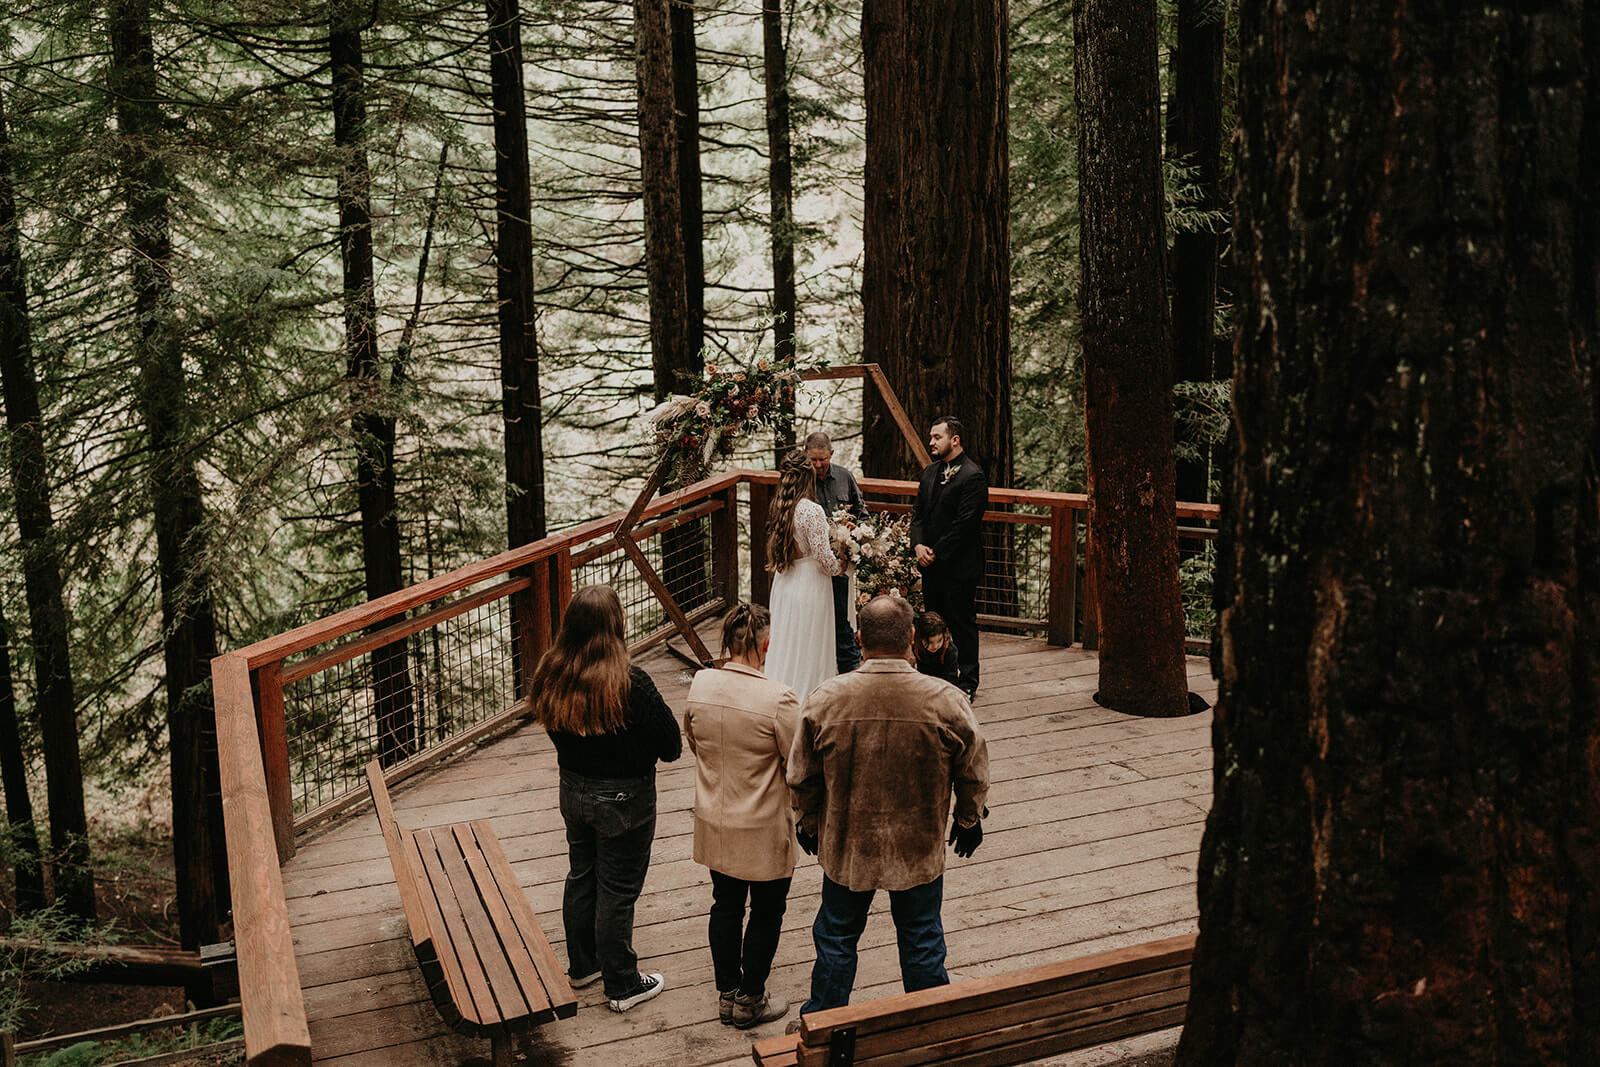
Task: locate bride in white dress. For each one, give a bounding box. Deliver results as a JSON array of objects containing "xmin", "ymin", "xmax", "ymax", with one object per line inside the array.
[{"xmin": 763, "ymin": 449, "xmax": 842, "ymax": 703}]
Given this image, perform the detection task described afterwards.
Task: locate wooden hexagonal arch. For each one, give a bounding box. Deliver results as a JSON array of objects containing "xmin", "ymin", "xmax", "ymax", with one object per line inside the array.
[{"xmin": 612, "ymin": 363, "xmax": 931, "ymax": 666}]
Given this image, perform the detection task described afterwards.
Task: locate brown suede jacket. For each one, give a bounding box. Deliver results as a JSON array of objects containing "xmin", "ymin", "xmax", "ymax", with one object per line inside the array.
[{"xmin": 787, "ymin": 658, "xmax": 989, "ymax": 892}]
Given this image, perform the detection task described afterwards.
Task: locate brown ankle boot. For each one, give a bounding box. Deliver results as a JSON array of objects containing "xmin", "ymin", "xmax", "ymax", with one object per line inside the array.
[
  {"xmin": 718, "ymin": 989, "xmax": 736, "ymax": 1025},
  {"xmin": 732, "ymin": 990, "xmax": 790, "ymax": 1030}
]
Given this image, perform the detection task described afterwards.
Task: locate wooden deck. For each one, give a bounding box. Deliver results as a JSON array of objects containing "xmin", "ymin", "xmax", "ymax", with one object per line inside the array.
[{"xmin": 280, "ymin": 633, "xmax": 1216, "ymax": 1066}]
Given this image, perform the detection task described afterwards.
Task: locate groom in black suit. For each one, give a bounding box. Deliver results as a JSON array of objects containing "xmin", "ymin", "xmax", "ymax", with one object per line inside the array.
[{"xmin": 909, "ymin": 416, "xmax": 988, "ymax": 699}]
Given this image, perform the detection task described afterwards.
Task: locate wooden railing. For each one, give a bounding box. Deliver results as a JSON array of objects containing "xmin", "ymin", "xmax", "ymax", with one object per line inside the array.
[{"xmin": 209, "ymin": 468, "xmax": 1217, "ymax": 1065}]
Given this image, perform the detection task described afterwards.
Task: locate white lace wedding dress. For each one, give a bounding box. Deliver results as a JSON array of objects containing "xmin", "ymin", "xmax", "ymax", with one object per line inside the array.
[{"xmin": 765, "ymin": 498, "xmax": 841, "ymax": 703}]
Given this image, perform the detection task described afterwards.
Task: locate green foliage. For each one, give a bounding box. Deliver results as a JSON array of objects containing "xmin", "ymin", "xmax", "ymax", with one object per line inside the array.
[
  {"xmin": 18, "ymin": 1017, "xmax": 244, "ymax": 1067},
  {"xmin": 0, "ymin": 904, "xmax": 120, "ymax": 1034},
  {"xmin": 1180, "ymin": 541, "xmax": 1218, "ymax": 641}
]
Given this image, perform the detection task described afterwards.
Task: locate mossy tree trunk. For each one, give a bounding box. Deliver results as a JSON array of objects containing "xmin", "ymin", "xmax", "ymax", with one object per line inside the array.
[
  {"xmin": 331, "ymin": 0, "xmax": 416, "ymax": 766},
  {"xmin": 1074, "ymin": 0, "xmax": 1190, "ymax": 716},
  {"xmin": 1178, "ymin": 2, "xmax": 1600, "ymax": 1062},
  {"xmin": 488, "ymin": 0, "xmax": 547, "ymax": 550},
  {"xmin": 0, "ymin": 91, "xmax": 52, "ymax": 917},
  {"xmin": 111, "ymin": 0, "xmax": 228, "ymax": 953}
]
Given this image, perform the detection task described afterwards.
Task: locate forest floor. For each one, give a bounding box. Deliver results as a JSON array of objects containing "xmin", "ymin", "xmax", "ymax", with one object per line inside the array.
[{"xmin": 4, "ymin": 783, "xmax": 244, "ymax": 1064}]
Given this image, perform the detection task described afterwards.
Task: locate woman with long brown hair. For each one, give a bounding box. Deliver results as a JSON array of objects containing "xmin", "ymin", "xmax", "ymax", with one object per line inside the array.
[
  {"xmin": 764, "ymin": 449, "xmax": 842, "ymax": 701},
  {"xmin": 530, "ymin": 584, "xmax": 682, "ymax": 1013}
]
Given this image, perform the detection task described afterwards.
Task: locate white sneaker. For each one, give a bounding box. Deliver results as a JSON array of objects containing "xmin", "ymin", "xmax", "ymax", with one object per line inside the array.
[
  {"xmin": 569, "ymin": 969, "xmax": 602, "ymax": 989},
  {"xmin": 608, "ymin": 972, "xmax": 665, "ymax": 1013}
]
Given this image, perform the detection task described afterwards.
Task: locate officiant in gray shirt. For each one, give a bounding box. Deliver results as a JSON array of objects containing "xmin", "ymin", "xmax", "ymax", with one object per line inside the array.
[{"xmin": 804, "ymin": 432, "xmax": 866, "ymax": 673}]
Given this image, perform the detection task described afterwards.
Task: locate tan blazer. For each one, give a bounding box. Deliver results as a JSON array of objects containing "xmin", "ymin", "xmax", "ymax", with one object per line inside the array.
[{"xmin": 684, "ymin": 662, "xmax": 802, "ymax": 882}]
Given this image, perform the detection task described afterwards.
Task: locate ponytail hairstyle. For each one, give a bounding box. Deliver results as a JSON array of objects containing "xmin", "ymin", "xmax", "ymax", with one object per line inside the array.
[
  {"xmin": 720, "ymin": 602, "xmax": 771, "ymax": 661},
  {"xmin": 529, "ymin": 584, "xmax": 632, "ymax": 735},
  {"xmin": 766, "ymin": 449, "xmax": 817, "ymax": 571}
]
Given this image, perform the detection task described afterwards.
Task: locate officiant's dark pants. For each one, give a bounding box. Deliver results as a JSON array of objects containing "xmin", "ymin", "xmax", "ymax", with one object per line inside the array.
[
  {"xmin": 923, "ymin": 571, "xmax": 979, "ymax": 695},
  {"xmin": 832, "ymin": 575, "xmax": 859, "ymax": 673}
]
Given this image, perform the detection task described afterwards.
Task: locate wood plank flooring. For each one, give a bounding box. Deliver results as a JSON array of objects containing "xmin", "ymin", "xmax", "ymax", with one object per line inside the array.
[{"xmin": 280, "ymin": 633, "xmax": 1217, "ymax": 1066}]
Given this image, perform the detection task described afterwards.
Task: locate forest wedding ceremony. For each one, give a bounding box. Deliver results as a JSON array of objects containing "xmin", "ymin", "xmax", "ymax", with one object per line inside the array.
[{"xmin": 1, "ymin": 0, "xmax": 1596, "ymax": 1064}]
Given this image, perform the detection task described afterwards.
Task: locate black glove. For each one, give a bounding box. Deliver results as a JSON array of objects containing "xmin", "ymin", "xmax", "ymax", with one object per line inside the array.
[
  {"xmin": 948, "ymin": 820, "xmax": 983, "ymax": 858},
  {"xmin": 796, "ymin": 828, "xmax": 819, "ymax": 855}
]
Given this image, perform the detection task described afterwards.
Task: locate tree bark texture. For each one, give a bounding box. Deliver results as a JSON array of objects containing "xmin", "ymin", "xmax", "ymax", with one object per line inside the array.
[
  {"xmin": 110, "ymin": 0, "xmax": 229, "ymax": 949},
  {"xmin": 635, "ymin": 0, "xmax": 692, "ymax": 403},
  {"xmin": 672, "ymin": 0, "xmax": 705, "ymax": 370},
  {"xmin": 1168, "ymin": 0, "xmax": 1225, "ymax": 506},
  {"xmin": 859, "ymin": 0, "xmax": 1012, "ymax": 486},
  {"xmin": 0, "ymin": 606, "xmax": 45, "ymax": 912},
  {"xmin": 0, "ymin": 89, "xmax": 60, "ymax": 917},
  {"xmin": 487, "ymin": 0, "xmax": 547, "ymax": 549},
  {"xmin": 1178, "ymin": 3, "xmax": 1600, "ymax": 1063},
  {"xmin": 762, "ymin": 0, "xmax": 797, "ymax": 463},
  {"xmin": 331, "ymin": 3, "xmax": 417, "ymax": 766},
  {"xmin": 1074, "ymin": 0, "xmax": 1189, "ymax": 716}
]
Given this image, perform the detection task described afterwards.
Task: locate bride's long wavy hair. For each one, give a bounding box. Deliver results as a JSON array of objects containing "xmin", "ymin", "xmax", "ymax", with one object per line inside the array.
[
  {"xmin": 766, "ymin": 449, "xmax": 817, "ymax": 572},
  {"xmin": 529, "ymin": 584, "xmax": 632, "ymax": 735}
]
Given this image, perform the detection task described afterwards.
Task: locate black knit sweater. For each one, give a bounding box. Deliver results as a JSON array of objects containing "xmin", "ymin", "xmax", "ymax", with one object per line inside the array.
[{"xmin": 546, "ymin": 666, "xmax": 683, "ymax": 779}]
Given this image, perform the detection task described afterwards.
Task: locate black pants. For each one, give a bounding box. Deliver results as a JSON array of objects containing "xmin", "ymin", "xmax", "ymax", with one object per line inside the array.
[
  {"xmin": 709, "ymin": 869, "xmax": 793, "ymax": 997},
  {"xmin": 559, "ymin": 770, "xmax": 657, "ymax": 999},
  {"xmin": 923, "ymin": 569, "xmax": 980, "ymax": 694}
]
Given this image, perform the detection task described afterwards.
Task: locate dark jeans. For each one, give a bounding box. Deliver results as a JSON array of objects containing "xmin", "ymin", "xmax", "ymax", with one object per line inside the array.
[
  {"xmin": 832, "ymin": 574, "xmax": 860, "ymax": 673},
  {"xmin": 709, "ymin": 869, "xmax": 793, "ymax": 997},
  {"xmin": 923, "ymin": 570, "xmax": 980, "ymax": 694},
  {"xmin": 800, "ymin": 874, "xmax": 948, "ymax": 1014},
  {"xmin": 558, "ymin": 770, "xmax": 657, "ymax": 999}
]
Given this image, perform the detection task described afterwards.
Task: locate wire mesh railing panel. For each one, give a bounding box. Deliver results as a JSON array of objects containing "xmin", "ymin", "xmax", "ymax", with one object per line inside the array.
[
  {"xmin": 571, "ymin": 512, "xmax": 720, "ymax": 645},
  {"xmin": 280, "ymin": 593, "xmax": 520, "ymax": 815},
  {"xmin": 978, "ymin": 513, "xmax": 1052, "ymax": 626}
]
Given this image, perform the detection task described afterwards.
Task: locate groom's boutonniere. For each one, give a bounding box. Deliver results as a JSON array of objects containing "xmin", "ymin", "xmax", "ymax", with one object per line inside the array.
[{"xmin": 941, "ymin": 462, "xmax": 959, "ymax": 484}]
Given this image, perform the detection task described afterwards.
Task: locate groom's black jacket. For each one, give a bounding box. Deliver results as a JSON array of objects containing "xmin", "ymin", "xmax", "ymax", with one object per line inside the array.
[{"xmin": 909, "ymin": 452, "xmax": 988, "ymax": 583}]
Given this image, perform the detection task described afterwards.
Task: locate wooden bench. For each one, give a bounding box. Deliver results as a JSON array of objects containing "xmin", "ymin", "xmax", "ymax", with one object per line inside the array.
[
  {"xmin": 751, "ymin": 933, "xmax": 1194, "ymax": 1067},
  {"xmin": 365, "ymin": 760, "xmax": 577, "ymax": 1066}
]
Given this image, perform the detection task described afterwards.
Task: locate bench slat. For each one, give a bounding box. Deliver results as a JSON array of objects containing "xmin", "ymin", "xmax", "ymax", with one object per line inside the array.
[
  {"xmin": 364, "ymin": 762, "xmax": 431, "ymax": 952},
  {"xmin": 468, "ymin": 821, "xmax": 579, "ymax": 1020},
  {"xmin": 797, "ymin": 933, "xmax": 1195, "ymax": 1047},
  {"xmin": 397, "ymin": 828, "xmax": 478, "ymax": 1029},
  {"xmin": 450, "ymin": 823, "xmax": 554, "ymax": 1024},
  {"xmin": 911, "ymin": 1002, "xmax": 1189, "ymax": 1067},
  {"xmin": 751, "ymin": 1032, "xmax": 801, "ymax": 1067},
  {"xmin": 431, "ymin": 826, "xmax": 532, "ymax": 1026},
  {"xmin": 815, "ymin": 967, "xmax": 1190, "ymax": 1065},
  {"xmin": 804, "ymin": 985, "xmax": 1190, "ymax": 1067},
  {"xmin": 413, "ymin": 828, "xmax": 499, "ymax": 1028}
]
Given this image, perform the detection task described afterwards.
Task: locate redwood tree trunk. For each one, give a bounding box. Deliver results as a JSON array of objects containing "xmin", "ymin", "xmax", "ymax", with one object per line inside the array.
[
  {"xmin": 487, "ymin": 0, "xmax": 547, "ymax": 548},
  {"xmin": 0, "ymin": 91, "xmax": 52, "ymax": 916},
  {"xmin": 1075, "ymin": 0, "xmax": 1189, "ymax": 716},
  {"xmin": 1178, "ymin": 3, "xmax": 1600, "ymax": 1062},
  {"xmin": 762, "ymin": 0, "xmax": 797, "ymax": 464},
  {"xmin": 672, "ymin": 0, "xmax": 704, "ymax": 369},
  {"xmin": 331, "ymin": 1, "xmax": 416, "ymax": 766},
  {"xmin": 111, "ymin": 0, "xmax": 228, "ymax": 951},
  {"xmin": 859, "ymin": 0, "xmax": 1011, "ymax": 486},
  {"xmin": 0, "ymin": 607, "xmax": 45, "ymax": 913},
  {"xmin": 1167, "ymin": 0, "xmax": 1225, "ymax": 506},
  {"xmin": 635, "ymin": 0, "xmax": 691, "ymax": 403}
]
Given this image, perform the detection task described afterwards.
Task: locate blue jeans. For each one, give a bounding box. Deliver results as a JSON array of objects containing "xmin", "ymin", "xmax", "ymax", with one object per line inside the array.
[
  {"xmin": 832, "ymin": 574, "xmax": 860, "ymax": 673},
  {"xmin": 558, "ymin": 770, "xmax": 657, "ymax": 999},
  {"xmin": 801, "ymin": 875, "xmax": 948, "ymax": 1014}
]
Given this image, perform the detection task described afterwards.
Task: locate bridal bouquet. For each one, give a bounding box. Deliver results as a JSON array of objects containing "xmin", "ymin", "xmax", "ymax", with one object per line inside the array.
[{"xmin": 830, "ymin": 508, "xmax": 923, "ymax": 609}]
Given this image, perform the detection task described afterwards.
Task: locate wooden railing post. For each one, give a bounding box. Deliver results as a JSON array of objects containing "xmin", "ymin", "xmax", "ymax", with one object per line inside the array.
[
  {"xmin": 1046, "ymin": 505, "xmax": 1077, "ymax": 647},
  {"xmin": 711, "ymin": 484, "xmax": 739, "ymax": 608},
  {"xmin": 250, "ymin": 663, "xmax": 296, "ymax": 863},
  {"xmin": 748, "ymin": 478, "xmax": 772, "ymax": 606}
]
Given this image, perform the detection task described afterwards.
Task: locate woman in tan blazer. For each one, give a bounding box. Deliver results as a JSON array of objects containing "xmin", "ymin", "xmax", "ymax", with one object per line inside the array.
[{"xmin": 684, "ymin": 603, "xmax": 801, "ymax": 1031}]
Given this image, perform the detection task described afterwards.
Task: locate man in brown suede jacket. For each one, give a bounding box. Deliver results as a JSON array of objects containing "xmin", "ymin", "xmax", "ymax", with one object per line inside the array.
[{"xmin": 786, "ymin": 595, "xmax": 990, "ymax": 1017}]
